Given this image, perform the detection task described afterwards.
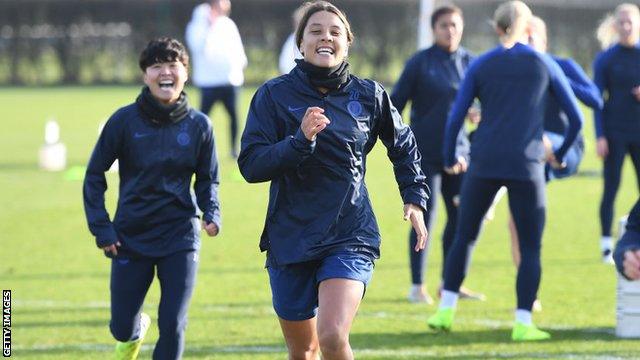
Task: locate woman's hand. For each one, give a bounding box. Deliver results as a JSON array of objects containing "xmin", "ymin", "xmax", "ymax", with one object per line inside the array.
[
  {"xmin": 404, "ymin": 204, "xmax": 428, "ymax": 251},
  {"xmin": 102, "ymin": 241, "xmax": 121, "ymax": 256},
  {"xmin": 301, "ymin": 107, "xmax": 330, "ymax": 141},
  {"xmin": 467, "ymin": 108, "xmax": 481, "ymax": 124},
  {"xmin": 202, "ymin": 221, "xmax": 219, "ymax": 237},
  {"xmin": 623, "ymin": 249, "xmax": 640, "ymax": 280},
  {"xmin": 547, "ymin": 153, "xmax": 565, "ymax": 170},
  {"xmin": 596, "ymin": 137, "xmax": 609, "ymax": 159},
  {"xmin": 444, "ymin": 156, "xmax": 468, "ymax": 175}
]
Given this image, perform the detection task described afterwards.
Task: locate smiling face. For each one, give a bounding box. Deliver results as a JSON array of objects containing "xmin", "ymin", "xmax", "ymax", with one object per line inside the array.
[
  {"xmin": 433, "ymin": 12, "xmax": 463, "ymax": 52},
  {"xmin": 143, "ymin": 61, "xmax": 188, "ymax": 105},
  {"xmin": 299, "ymin": 10, "xmax": 349, "ymax": 68}
]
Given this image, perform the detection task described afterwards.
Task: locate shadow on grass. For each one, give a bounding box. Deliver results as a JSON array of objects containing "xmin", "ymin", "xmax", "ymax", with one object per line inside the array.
[{"xmin": 350, "ymin": 327, "xmax": 621, "ymax": 348}]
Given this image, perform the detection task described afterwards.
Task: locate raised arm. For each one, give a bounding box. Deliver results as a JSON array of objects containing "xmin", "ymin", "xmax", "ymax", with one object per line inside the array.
[{"xmin": 238, "ymin": 86, "xmax": 316, "ymax": 183}]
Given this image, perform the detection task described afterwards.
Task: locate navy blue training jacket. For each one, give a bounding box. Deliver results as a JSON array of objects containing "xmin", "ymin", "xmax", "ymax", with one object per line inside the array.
[
  {"xmin": 614, "ymin": 198, "xmax": 640, "ymax": 279},
  {"xmin": 443, "ymin": 43, "xmax": 583, "ymax": 180},
  {"xmin": 83, "ymin": 103, "xmax": 221, "ymax": 258},
  {"xmin": 593, "ymin": 43, "xmax": 640, "ymax": 139},
  {"xmin": 545, "ymin": 56, "xmax": 603, "ymax": 135},
  {"xmin": 238, "ymin": 67, "xmax": 429, "ymax": 266},
  {"xmin": 391, "ymin": 45, "xmax": 473, "ymax": 166}
]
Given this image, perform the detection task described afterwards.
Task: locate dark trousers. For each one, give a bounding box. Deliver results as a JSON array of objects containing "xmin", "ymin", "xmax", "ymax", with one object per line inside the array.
[
  {"xmin": 110, "ymin": 250, "xmax": 198, "ymax": 360},
  {"xmin": 600, "ymin": 136, "xmax": 640, "ymax": 237},
  {"xmin": 200, "ymin": 85, "xmax": 239, "ymax": 156},
  {"xmin": 409, "ymin": 163, "xmax": 466, "ymax": 284},
  {"xmin": 443, "ymin": 175, "xmax": 546, "ymax": 311}
]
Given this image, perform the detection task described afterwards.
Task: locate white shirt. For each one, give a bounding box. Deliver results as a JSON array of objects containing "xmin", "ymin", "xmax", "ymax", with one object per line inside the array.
[
  {"xmin": 185, "ymin": 3, "xmax": 247, "ymax": 87},
  {"xmin": 278, "ymin": 33, "xmax": 303, "ymax": 75}
]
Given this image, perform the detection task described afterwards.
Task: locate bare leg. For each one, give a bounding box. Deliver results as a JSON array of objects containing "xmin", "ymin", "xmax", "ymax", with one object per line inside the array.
[
  {"xmin": 317, "ymin": 279, "xmax": 364, "ymax": 360},
  {"xmin": 278, "ymin": 317, "xmax": 320, "ymax": 360}
]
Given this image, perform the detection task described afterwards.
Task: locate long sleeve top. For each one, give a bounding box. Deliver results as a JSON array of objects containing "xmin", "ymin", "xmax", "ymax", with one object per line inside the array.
[
  {"xmin": 545, "ymin": 56, "xmax": 603, "ymax": 135},
  {"xmin": 83, "ymin": 104, "xmax": 221, "ymax": 258},
  {"xmin": 614, "ymin": 198, "xmax": 640, "ymax": 280},
  {"xmin": 391, "ymin": 45, "xmax": 473, "ymax": 166},
  {"xmin": 593, "ymin": 43, "xmax": 640, "ymax": 139},
  {"xmin": 185, "ymin": 4, "xmax": 247, "ymax": 87},
  {"xmin": 443, "ymin": 43, "xmax": 583, "ymax": 180},
  {"xmin": 238, "ymin": 67, "xmax": 429, "ymax": 265}
]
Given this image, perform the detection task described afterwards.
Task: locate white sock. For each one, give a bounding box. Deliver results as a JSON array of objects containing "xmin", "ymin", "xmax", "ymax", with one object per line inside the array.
[
  {"xmin": 411, "ymin": 284, "xmax": 423, "ymax": 292},
  {"xmin": 515, "ymin": 309, "xmax": 532, "ymax": 325},
  {"xmin": 440, "ymin": 290, "xmax": 459, "ymax": 309},
  {"xmin": 601, "ymin": 236, "xmax": 613, "ymax": 252}
]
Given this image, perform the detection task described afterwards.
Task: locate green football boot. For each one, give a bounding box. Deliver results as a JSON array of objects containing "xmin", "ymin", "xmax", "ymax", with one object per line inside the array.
[
  {"xmin": 115, "ymin": 313, "xmax": 151, "ymax": 360},
  {"xmin": 511, "ymin": 321, "xmax": 551, "ymax": 341},
  {"xmin": 427, "ymin": 307, "xmax": 455, "ymax": 332}
]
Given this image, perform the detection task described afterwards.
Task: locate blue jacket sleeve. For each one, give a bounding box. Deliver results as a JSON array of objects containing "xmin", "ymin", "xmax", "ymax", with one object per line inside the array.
[
  {"xmin": 391, "ymin": 55, "xmax": 419, "ymax": 115},
  {"xmin": 442, "ymin": 63, "xmax": 476, "ymax": 168},
  {"xmin": 82, "ymin": 114, "xmax": 121, "ymax": 248},
  {"xmin": 194, "ymin": 118, "xmax": 221, "ymax": 231},
  {"xmin": 546, "ymin": 58, "xmax": 583, "ymax": 162},
  {"xmin": 238, "ymin": 85, "xmax": 316, "ymax": 183},
  {"xmin": 375, "ymin": 83, "xmax": 429, "ymax": 211},
  {"xmin": 592, "ymin": 53, "xmax": 606, "ymax": 138},
  {"xmin": 560, "ymin": 58, "xmax": 603, "ymax": 110}
]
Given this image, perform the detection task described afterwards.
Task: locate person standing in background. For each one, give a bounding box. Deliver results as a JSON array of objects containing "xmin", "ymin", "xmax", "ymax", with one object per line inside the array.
[
  {"xmin": 279, "ymin": 4, "xmax": 307, "ymax": 74},
  {"xmin": 593, "ymin": 3, "xmax": 640, "ymax": 263},
  {"xmin": 427, "ymin": 1, "xmax": 582, "ymax": 341},
  {"xmin": 391, "ymin": 4, "xmax": 483, "ymax": 305},
  {"xmin": 186, "ymin": 0, "xmax": 247, "ymax": 158}
]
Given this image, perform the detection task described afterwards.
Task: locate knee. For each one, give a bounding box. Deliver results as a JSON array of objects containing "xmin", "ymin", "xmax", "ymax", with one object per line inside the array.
[
  {"xmin": 110, "ymin": 319, "xmax": 135, "ymax": 342},
  {"xmin": 288, "ymin": 343, "xmax": 319, "ymax": 360},
  {"xmin": 318, "ymin": 328, "xmax": 349, "ymax": 355}
]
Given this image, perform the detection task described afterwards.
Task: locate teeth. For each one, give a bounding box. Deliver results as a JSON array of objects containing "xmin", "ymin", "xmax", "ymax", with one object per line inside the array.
[{"xmin": 317, "ymin": 48, "xmax": 334, "ymax": 55}]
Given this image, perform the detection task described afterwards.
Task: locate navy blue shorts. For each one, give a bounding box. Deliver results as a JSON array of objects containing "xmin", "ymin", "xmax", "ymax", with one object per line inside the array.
[{"xmin": 266, "ymin": 251, "xmax": 374, "ymax": 321}]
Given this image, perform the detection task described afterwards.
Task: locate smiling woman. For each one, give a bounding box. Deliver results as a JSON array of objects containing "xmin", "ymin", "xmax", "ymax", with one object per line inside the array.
[
  {"xmin": 238, "ymin": 1, "xmax": 430, "ymax": 359},
  {"xmin": 82, "ymin": 37, "xmax": 221, "ymax": 359}
]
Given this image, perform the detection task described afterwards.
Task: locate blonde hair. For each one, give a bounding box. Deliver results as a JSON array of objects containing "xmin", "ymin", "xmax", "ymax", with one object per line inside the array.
[
  {"xmin": 493, "ymin": 1, "xmax": 533, "ymax": 43},
  {"xmin": 597, "ymin": 3, "xmax": 640, "ymax": 49}
]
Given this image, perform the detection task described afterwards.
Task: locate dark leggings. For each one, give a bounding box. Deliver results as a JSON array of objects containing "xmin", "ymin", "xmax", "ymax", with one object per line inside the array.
[
  {"xmin": 600, "ymin": 136, "xmax": 640, "ymax": 237},
  {"xmin": 443, "ymin": 175, "xmax": 546, "ymax": 311},
  {"xmin": 409, "ymin": 164, "xmax": 467, "ymax": 284},
  {"xmin": 200, "ymin": 85, "xmax": 239, "ymax": 155},
  {"xmin": 110, "ymin": 250, "xmax": 198, "ymax": 360}
]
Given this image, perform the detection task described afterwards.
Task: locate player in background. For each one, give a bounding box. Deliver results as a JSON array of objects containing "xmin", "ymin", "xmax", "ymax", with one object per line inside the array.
[
  {"xmin": 505, "ymin": 15, "xmax": 603, "ymax": 312},
  {"xmin": 427, "ymin": 1, "xmax": 582, "ymax": 341},
  {"xmin": 593, "ymin": 3, "xmax": 640, "ymax": 263},
  {"xmin": 391, "ymin": 4, "xmax": 484, "ymax": 304}
]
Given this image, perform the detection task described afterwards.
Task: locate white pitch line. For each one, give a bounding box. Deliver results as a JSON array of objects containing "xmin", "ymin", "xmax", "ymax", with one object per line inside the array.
[{"xmin": 11, "ymin": 343, "xmax": 635, "ymax": 359}]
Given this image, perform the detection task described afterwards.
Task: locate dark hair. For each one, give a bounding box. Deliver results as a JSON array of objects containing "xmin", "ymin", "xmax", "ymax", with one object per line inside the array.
[
  {"xmin": 431, "ymin": 4, "xmax": 463, "ymax": 29},
  {"xmin": 138, "ymin": 37, "xmax": 189, "ymax": 72},
  {"xmin": 295, "ymin": 1, "xmax": 354, "ymax": 49}
]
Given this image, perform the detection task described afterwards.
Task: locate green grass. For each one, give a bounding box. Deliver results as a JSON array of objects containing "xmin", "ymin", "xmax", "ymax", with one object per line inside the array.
[{"xmin": 0, "ymin": 86, "xmax": 639, "ymax": 359}]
